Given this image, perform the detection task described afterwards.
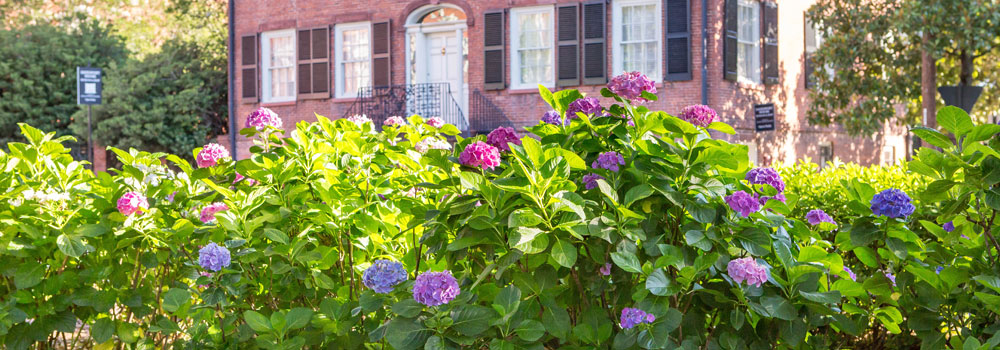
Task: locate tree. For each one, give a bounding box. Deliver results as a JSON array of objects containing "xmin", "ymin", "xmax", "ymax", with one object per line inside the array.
[
  {"xmin": 807, "ymin": 0, "xmax": 1000, "ymax": 135},
  {"xmin": 0, "ymin": 20, "xmax": 127, "ymax": 145}
]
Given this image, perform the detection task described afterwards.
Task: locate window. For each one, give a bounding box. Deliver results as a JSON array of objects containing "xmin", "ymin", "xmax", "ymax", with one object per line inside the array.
[
  {"xmin": 737, "ymin": 0, "xmax": 760, "ymax": 84},
  {"xmin": 261, "ymin": 29, "xmax": 296, "ymax": 103},
  {"xmin": 819, "ymin": 142, "xmax": 833, "ymax": 168},
  {"xmin": 335, "ymin": 22, "xmax": 371, "ymax": 98},
  {"xmin": 804, "ymin": 15, "xmax": 823, "ymax": 88},
  {"xmin": 613, "ymin": 0, "xmax": 661, "ymax": 80},
  {"xmin": 510, "ymin": 6, "xmax": 554, "ymax": 89}
]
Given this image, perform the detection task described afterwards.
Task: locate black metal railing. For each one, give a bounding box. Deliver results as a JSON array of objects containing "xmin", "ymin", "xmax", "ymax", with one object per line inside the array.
[
  {"xmin": 343, "ymin": 83, "xmax": 468, "ymax": 132},
  {"xmin": 468, "ymin": 89, "xmax": 512, "ymax": 135}
]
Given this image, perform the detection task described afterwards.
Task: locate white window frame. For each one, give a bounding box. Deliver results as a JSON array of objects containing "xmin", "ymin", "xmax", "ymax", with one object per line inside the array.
[
  {"xmin": 737, "ymin": 0, "xmax": 760, "ymax": 84},
  {"xmin": 612, "ymin": 0, "xmax": 662, "ymax": 81},
  {"xmin": 334, "ymin": 21, "xmax": 372, "ymax": 98},
  {"xmin": 261, "ymin": 29, "xmax": 297, "ymax": 103},
  {"xmin": 509, "ymin": 5, "xmax": 555, "ymax": 90}
]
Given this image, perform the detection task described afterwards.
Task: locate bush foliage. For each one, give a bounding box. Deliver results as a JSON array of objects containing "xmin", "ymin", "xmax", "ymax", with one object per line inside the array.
[{"xmin": 1, "ymin": 79, "xmax": 999, "ymax": 350}]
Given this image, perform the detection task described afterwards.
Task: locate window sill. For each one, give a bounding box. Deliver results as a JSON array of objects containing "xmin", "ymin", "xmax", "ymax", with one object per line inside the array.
[
  {"xmin": 733, "ymin": 79, "xmax": 764, "ymax": 91},
  {"xmin": 507, "ymin": 88, "xmax": 545, "ymax": 95},
  {"xmin": 261, "ymin": 101, "xmax": 296, "ymax": 107},
  {"xmin": 332, "ymin": 97, "xmax": 359, "ymax": 103}
]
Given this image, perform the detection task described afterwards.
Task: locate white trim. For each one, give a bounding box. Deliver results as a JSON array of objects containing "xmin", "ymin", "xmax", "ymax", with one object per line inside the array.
[
  {"xmin": 612, "ymin": 0, "xmax": 662, "ymax": 81},
  {"xmin": 260, "ymin": 29, "xmax": 296, "ymax": 103},
  {"xmin": 334, "ymin": 21, "xmax": 372, "ymax": 98},
  {"xmin": 509, "ymin": 5, "xmax": 555, "ymax": 90},
  {"xmin": 405, "ymin": 3, "xmax": 466, "ymax": 26},
  {"xmin": 736, "ymin": 0, "xmax": 760, "ymax": 84}
]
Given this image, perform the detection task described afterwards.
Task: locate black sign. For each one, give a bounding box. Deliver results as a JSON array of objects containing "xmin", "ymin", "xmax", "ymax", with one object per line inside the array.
[
  {"xmin": 754, "ymin": 103, "xmax": 775, "ymax": 131},
  {"xmin": 77, "ymin": 67, "xmax": 102, "ymax": 105}
]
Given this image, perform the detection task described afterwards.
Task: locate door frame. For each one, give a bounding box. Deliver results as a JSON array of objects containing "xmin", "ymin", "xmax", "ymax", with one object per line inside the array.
[{"xmin": 404, "ymin": 5, "xmax": 469, "ymax": 122}]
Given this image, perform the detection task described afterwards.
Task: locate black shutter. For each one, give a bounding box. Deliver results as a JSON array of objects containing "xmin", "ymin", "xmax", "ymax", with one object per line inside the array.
[
  {"xmin": 581, "ymin": 1, "xmax": 606, "ymax": 85},
  {"xmin": 723, "ymin": 0, "xmax": 738, "ymax": 82},
  {"xmin": 762, "ymin": 2, "xmax": 778, "ymax": 85},
  {"xmin": 240, "ymin": 34, "xmax": 258, "ymax": 102},
  {"xmin": 372, "ymin": 21, "xmax": 391, "ymax": 87},
  {"xmin": 297, "ymin": 29, "xmax": 313, "ymax": 94},
  {"xmin": 804, "ymin": 16, "xmax": 817, "ymax": 89},
  {"xmin": 297, "ymin": 27, "xmax": 331, "ymax": 99},
  {"xmin": 484, "ymin": 10, "xmax": 506, "ymax": 90},
  {"xmin": 664, "ymin": 0, "xmax": 691, "ymax": 81},
  {"xmin": 557, "ymin": 4, "xmax": 580, "ymax": 87}
]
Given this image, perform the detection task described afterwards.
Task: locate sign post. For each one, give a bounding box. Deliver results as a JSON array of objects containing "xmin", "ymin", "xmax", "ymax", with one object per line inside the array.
[
  {"xmin": 76, "ymin": 67, "xmax": 102, "ymax": 167},
  {"xmin": 754, "ymin": 103, "xmax": 775, "ymax": 132}
]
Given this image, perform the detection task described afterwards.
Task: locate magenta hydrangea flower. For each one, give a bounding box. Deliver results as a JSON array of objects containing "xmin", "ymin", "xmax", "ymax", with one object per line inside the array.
[
  {"xmin": 870, "ymin": 189, "xmax": 915, "ymax": 219},
  {"xmin": 199, "ymin": 202, "xmax": 229, "ymax": 223},
  {"xmin": 117, "ymin": 191, "xmax": 149, "ymax": 216},
  {"xmin": 566, "ymin": 97, "xmax": 602, "ymax": 118},
  {"xmin": 347, "ymin": 114, "xmax": 371, "ymax": 126},
  {"xmin": 608, "ymin": 71, "xmax": 657, "ymax": 103},
  {"xmin": 198, "ymin": 242, "xmax": 231, "ymax": 272},
  {"xmin": 233, "ymin": 172, "xmax": 258, "ymax": 186},
  {"xmin": 745, "ymin": 167, "xmax": 785, "ymax": 193},
  {"xmin": 362, "ymin": 259, "xmax": 408, "ymax": 294},
  {"xmin": 725, "ymin": 191, "xmax": 760, "ymax": 217},
  {"xmin": 412, "ymin": 270, "xmax": 460, "ymax": 307},
  {"xmin": 196, "ymin": 143, "xmax": 230, "ymax": 168},
  {"xmin": 943, "ymin": 221, "xmax": 955, "ymax": 232},
  {"xmin": 582, "ymin": 173, "xmax": 604, "ymax": 190},
  {"xmin": 727, "ymin": 257, "xmax": 768, "ymax": 287},
  {"xmin": 542, "ymin": 110, "xmax": 565, "ymax": 125},
  {"xmin": 426, "ymin": 117, "xmax": 445, "ymax": 128},
  {"xmin": 679, "ymin": 104, "xmax": 719, "ymax": 127},
  {"xmin": 619, "ymin": 308, "xmax": 655, "ymax": 329},
  {"xmin": 592, "ymin": 151, "xmax": 626, "ymax": 172},
  {"xmin": 599, "ymin": 263, "xmax": 612, "ymax": 276},
  {"xmin": 843, "ymin": 266, "xmax": 857, "ymax": 281},
  {"xmin": 245, "ymin": 107, "xmax": 282, "ymax": 130},
  {"xmin": 486, "ymin": 127, "xmax": 522, "ymax": 152},
  {"xmin": 459, "ymin": 141, "xmax": 501, "ymax": 170},
  {"xmin": 384, "ymin": 116, "xmax": 406, "ymax": 126},
  {"xmin": 806, "ymin": 209, "xmax": 836, "ymax": 226}
]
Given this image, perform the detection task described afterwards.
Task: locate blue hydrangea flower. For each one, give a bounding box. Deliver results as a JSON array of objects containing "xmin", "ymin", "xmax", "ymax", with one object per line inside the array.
[
  {"xmin": 198, "ymin": 243, "xmax": 231, "ymax": 272},
  {"xmin": 935, "ymin": 266, "xmax": 944, "ymax": 274},
  {"xmin": 592, "ymin": 152, "xmax": 626, "ymax": 172},
  {"xmin": 413, "ymin": 271, "xmax": 460, "ymax": 306},
  {"xmin": 943, "ymin": 221, "xmax": 955, "ymax": 232},
  {"xmin": 362, "ymin": 259, "xmax": 408, "ymax": 294},
  {"xmin": 870, "ymin": 189, "xmax": 915, "ymax": 219},
  {"xmin": 619, "ymin": 308, "xmax": 655, "ymax": 329}
]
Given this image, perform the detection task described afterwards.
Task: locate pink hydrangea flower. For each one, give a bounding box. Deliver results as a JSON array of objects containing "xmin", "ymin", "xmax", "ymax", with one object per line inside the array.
[
  {"xmin": 426, "ymin": 117, "xmax": 445, "ymax": 128},
  {"xmin": 245, "ymin": 107, "xmax": 282, "ymax": 130},
  {"xmin": 196, "ymin": 143, "xmax": 230, "ymax": 168},
  {"xmin": 608, "ymin": 71, "xmax": 657, "ymax": 103},
  {"xmin": 117, "ymin": 191, "xmax": 149, "ymax": 216},
  {"xmin": 599, "ymin": 263, "xmax": 612, "ymax": 276},
  {"xmin": 486, "ymin": 127, "xmax": 521, "ymax": 152},
  {"xmin": 459, "ymin": 141, "xmax": 501, "ymax": 170},
  {"xmin": 199, "ymin": 202, "xmax": 229, "ymax": 223},
  {"xmin": 727, "ymin": 257, "xmax": 768, "ymax": 287},
  {"xmin": 384, "ymin": 116, "xmax": 406, "ymax": 126},
  {"xmin": 347, "ymin": 114, "xmax": 371, "ymax": 126},
  {"xmin": 679, "ymin": 104, "xmax": 719, "ymax": 127},
  {"xmin": 415, "ymin": 138, "xmax": 451, "ymax": 153}
]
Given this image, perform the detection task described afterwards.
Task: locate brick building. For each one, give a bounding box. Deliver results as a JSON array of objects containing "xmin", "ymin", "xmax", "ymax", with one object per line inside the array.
[{"xmin": 229, "ymin": 0, "xmax": 908, "ymax": 165}]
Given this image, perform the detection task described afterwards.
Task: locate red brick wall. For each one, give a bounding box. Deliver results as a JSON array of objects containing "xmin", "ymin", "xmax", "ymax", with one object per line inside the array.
[{"xmin": 230, "ymin": 0, "xmax": 908, "ymax": 166}]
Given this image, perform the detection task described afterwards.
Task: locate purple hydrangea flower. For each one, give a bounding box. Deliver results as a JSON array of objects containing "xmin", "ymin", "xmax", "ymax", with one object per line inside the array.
[
  {"xmin": 757, "ymin": 193, "xmax": 786, "ymax": 206},
  {"xmin": 885, "ymin": 272, "xmax": 897, "ymax": 287},
  {"xmin": 245, "ymin": 107, "xmax": 282, "ymax": 130},
  {"xmin": 542, "ymin": 110, "xmax": 565, "ymax": 125},
  {"xmin": 619, "ymin": 308, "xmax": 655, "ymax": 329},
  {"xmin": 459, "ymin": 141, "xmax": 502, "ymax": 170},
  {"xmin": 199, "ymin": 202, "xmax": 229, "ymax": 224},
  {"xmin": 745, "ymin": 167, "xmax": 785, "ymax": 193},
  {"xmin": 196, "ymin": 143, "xmax": 230, "ymax": 168},
  {"xmin": 426, "ymin": 117, "xmax": 445, "ymax": 128},
  {"xmin": 412, "ymin": 270, "xmax": 460, "ymax": 307},
  {"xmin": 600, "ymin": 263, "xmax": 612, "ymax": 276},
  {"xmin": 198, "ymin": 243, "xmax": 231, "ymax": 272},
  {"xmin": 870, "ymin": 189, "xmax": 915, "ymax": 219},
  {"xmin": 843, "ymin": 266, "xmax": 857, "ymax": 281},
  {"xmin": 806, "ymin": 209, "xmax": 837, "ymax": 226},
  {"xmin": 582, "ymin": 173, "xmax": 604, "ymax": 190},
  {"xmin": 727, "ymin": 257, "xmax": 768, "ymax": 287},
  {"xmin": 384, "ymin": 116, "xmax": 406, "ymax": 126},
  {"xmin": 362, "ymin": 259, "xmax": 408, "ymax": 294},
  {"xmin": 608, "ymin": 71, "xmax": 657, "ymax": 103},
  {"xmin": 725, "ymin": 191, "xmax": 760, "ymax": 217},
  {"xmin": 592, "ymin": 151, "xmax": 626, "ymax": 172},
  {"xmin": 566, "ymin": 97, "xmax": 602, "ymax": 118},
  {"xmin": 117, "ymin": 191, "xmax": 149, "ymax": 216},
  {"xmin": 486, "ymin": 127, "xmax": 522, "ymax": 152},
  {"xmin": 943, "ymin": 221, "xmax": 955, "ymax": 232},
  {"xmin": 678, "ymin": 105, "xmax": 719, "ymax": 127}
]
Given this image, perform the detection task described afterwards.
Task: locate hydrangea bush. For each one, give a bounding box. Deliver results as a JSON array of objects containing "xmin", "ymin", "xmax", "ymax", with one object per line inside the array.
[{"xmin": 0, "ymin": 79, "xmax": 998, "ymax": 349}]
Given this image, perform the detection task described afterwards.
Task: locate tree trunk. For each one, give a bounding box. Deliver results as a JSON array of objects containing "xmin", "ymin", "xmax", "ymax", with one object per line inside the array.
[
  {"xmin": 960, "ymin": 49, "xmax": 973, "ymax": 86},
  {"xmin": 921, "ymin": 32, "xmax": 937, "ymax": 129}
]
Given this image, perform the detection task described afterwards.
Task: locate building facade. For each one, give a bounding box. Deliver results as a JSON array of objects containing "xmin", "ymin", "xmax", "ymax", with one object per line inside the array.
[{"xmin": 230, "ymin": 0, "xmax": 908, "ymax": 166}]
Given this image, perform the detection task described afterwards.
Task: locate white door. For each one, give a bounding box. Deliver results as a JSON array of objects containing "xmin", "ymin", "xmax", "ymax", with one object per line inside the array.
[{"xmin": 425, "ymin": 32, "xmax": 464, "ymax": 122}]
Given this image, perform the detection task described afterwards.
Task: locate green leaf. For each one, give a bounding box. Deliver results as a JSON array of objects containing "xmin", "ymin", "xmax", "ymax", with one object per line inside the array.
[
  {"xmin": 543, "ymin": 148, "xmax": 586, "ymax": 170},
  {"xmin": 392, "ymin": 299, "xmax": 424, "ymax": 318},
  {"xmin": 14, "ymin": 264, "xmax": 44, "ymax": 289},
  {"xmin": 761, "ymin": 296, "xmax": 797, "ymax": 320},
  {"xmin": 937, "ymin": 105, "xmax": 974, "ymax": 137},
  {"xmin": 799, "ymin": 291, "xmax": 841, "ymax": 304},
  {"xmin": 424, "ymin": 335, "xmax": 445, "ymax": 350},
  {"xmin": 285, "ymin": 307, "xmax": 313, "ymax": 330},
  {"xmin": 964, "ymin": 124, "xmax": 1000, "ymax": 147},
  {"xmin": 541, "ymin": 298, "xmax": 571, "ymax": 339},
  {"xmin": 56, "ymin": 234, "xmax": 88, "ymax": 258},
  {"xmin": 161, "ymin": 288, "xmax": 190, "ymax": 313},
  {"xmin": 515, "ymin": 319, "xmax": 546, "ymax": 341},
  {"xmin": 853, "ymin": 247, "xmax": 879, "ymax": 267},
  {"xmin": 494, "ymin": 285, "xmax": 522, "ymax": 316},
  {"xmin": 450, "ymin": 305, "xmax": 494, "ymax": 336},
  {"xmin": 684, "ymin": 230, "xmax": 712, "ymax": 251},
  {"xmin": 611, "ymin": 251, "xmax": 642, "ymax": 273},
  {"xmin": 911, "ymin": 126, "xmax": 954, "ymax": 149},
  {"xmin": 646, "ymin": 269, "xmax": 678, "ymax": 296},
  {"xmin": 385, "ymin": 317, "xmax": 431, "ymax": 350},
  {"xmin": 91, "ymin": 318, "xmax": 115, "ymax": 344},
  {"xmin": 708, "ymin": 122, "xmax": 736, "ymax": 134},
  {"xmin": 624, "ymin": 184, "xmax": 654, "ymax": 206},
  {"xmin": 551, "ymin": 238, "xmax": 578, "ymax": 268},
  {"xmin": 243, "ymin": 311, "xmax": 272, "ymax": 333},
  {"xmin": 76, "ymin": 224, "xmax": 109, "ymax": 237},
  {"xmin": 849, "ymin": 219, "xmax": 881, "ymax": 246},
  {"xmin": 262, "ymin": 228, "xmax": 289, "ymax": 245},
  {"xmin": 974, "ymin": 275, "xmax": 1000, "ymax": 294}
]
